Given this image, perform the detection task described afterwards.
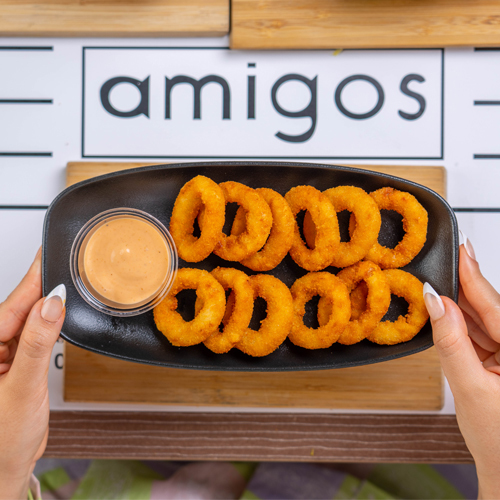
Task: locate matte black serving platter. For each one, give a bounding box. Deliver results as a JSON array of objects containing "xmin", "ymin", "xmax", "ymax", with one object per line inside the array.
[{"xmin": 43, "ymin": 162, "xmax": 458, "ymax": 371}]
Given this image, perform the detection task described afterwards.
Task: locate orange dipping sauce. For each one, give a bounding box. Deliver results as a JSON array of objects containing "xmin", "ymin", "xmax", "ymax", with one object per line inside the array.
[{"xmin": 83, "ymin": 217, "xmax": 170, "ymax": 306}]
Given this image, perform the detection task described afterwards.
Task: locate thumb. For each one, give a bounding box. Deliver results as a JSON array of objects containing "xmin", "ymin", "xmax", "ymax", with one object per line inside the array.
[
  {"xmin": 9, "ymin": 284, "xmax": 66, "ymax": 393},
  {"xmin": 424, "ymin": 283, "xmax": 484, "ymax": 397}
]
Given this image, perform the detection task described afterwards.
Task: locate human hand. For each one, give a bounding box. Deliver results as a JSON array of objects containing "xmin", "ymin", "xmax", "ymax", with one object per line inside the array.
[
  {"xmin": 0, "ymin": 248, "xmax": 66, "ymax": 500},
  {"xmin": 424, "ymin": 233, "xmax": 500, "ymax": 500}
]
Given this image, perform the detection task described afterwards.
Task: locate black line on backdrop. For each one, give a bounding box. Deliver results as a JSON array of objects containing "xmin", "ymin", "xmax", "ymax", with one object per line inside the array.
[
  {"xmin": 0, "ymin": 152, "xmax": 52, "ymax": 157},
  {"xmin": 474, "ymin": 48, "xmax": 500, "ymax": 52},
  {"xmin": 453, "ymin": 208, "xmax": 500, "ymax": 213},
  {"xmin": 82, "ymin": 154, "xmax": 444, "ymax": 160},
  {"xmin": 0, "ymin": 46, "xmax": 53, "ymax": 51},
  {"xmin": 441, "ymin": 49, "xmax": 445, "ymax": 160},
  {"xmin": 82, "ymin": 47, "xmax": 85, "ymax": 158},
  {"xmin": 474, "ymin": 154, "xmax": 500, "ymax": 159},
  {"xmin": 474, "ymin": 101, "xmax": 500, "ymax": 105},
  {"xmin": 0, "ymin": 205, "xmax": 48, "ymax": 210},
  {"xmin": 0, "ymin": 99, "xmax": 53, "ymax": 104}
]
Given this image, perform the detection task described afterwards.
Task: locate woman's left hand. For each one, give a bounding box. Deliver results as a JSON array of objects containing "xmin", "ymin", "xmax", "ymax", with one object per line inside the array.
[{"xmin": 0, "ymin": 248, "xmax": 66, "ymax": 500}]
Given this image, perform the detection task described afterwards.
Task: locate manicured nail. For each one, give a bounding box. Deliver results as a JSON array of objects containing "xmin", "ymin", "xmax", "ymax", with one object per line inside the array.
[
  {"xmin": 459, "ymin": 230, "xmax": 476, "ymax": 261},
  {"xmin": 41, "ymin": 284, "xmax": 66, "ymax": 323},
  {"xmin": 423, "ymin": 282, "xmax": 445, "ymax": 320}
]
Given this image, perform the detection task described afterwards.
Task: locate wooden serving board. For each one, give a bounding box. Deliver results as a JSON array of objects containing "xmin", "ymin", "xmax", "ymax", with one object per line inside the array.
[
  {"xmin": 231, "ymin": 0, "xmax": 500, "ymax": 49},
  {"xmin": 64, "ymin": 162, "xmax": 445, "ymax": 410},
  {"xmin": 0, "ymin": 0, "xmax": 228, "ymax": 37}
]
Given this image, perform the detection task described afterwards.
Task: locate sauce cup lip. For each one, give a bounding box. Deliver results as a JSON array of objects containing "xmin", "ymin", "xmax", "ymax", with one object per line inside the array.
[{"xmin": 70, "ymin": 207, "xmax": 178, "ymax": 317}]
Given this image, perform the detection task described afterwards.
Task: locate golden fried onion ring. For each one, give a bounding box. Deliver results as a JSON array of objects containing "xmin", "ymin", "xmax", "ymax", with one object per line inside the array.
[
  {"xmin": 317, "ymin": 261, "xmax": 391, "ymax": 345},
  {"xmin": 231, "ymin": 188, "xmax": 295, "ymax": 271},
  {"xmin": 304, "ymin": 186, "xmax": 381, "ymax": 268},
  {"xmin": 211, "ymin": 181, "xmax": 273, "ymax": 262},
  {"xmin": 169, "ymin": 175, "xmax": 225, "ymax": 262},
  {"xmin": 199, "ymin": 267, "xmax": 254, "ymax": 354},
  {"xmin": 236, "ymin": 274, "xmax": 293, "ymax": 357},
  {"xmin": 289, "ymin": 272, "xmax": 351, "ymax": 349},
  {"xmin": 368, "ymin": 269, "xmax": 429, "ymax": 345},
  {"xmin": 285, "ymin": 186, "xmax": 340, "ymax": 271},
  {"xmin": 154, "ymin": 268, "xmax": 226, "ymax": 347},
  {"xmin": 365, "ymin": 187, "xmax": 428, "ymax": 269}
]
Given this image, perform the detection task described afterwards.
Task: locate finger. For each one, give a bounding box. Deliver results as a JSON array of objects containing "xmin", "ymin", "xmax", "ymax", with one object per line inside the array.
[
  {"xmin": 0, "ymin": 363, "xmax": 11, "ymax": 375},
  {"xmin": 9, "ymin": 284, "xmax": 66, "ymax": 395},
  {"xmin": 471, "ymin": 339, "xmax": 492, "ymax": 362},
  {"xmin": 0, "ymin": 343, "xmax": 9, "ymax": 362},
  {"xmin": 424, "ymin": 283, "xmax": 487, "ymax": 396},
  {"xmin": 482, "ymin": 353, "xmax": 500, "ymax": 376},
  {"xmin": 459, "ymin": 233, "xmax": 500, "ymax": 341},
  {"xmin": 463, "ymin": 310, "xmax": 500, "ymax": 353},
  {"xmin": 0, "ymin": 247, "xmax": 42, "ymax": 344},
  {"xmin": 458, "ymin": 285, "xmax": 489, "ymax": 335}
]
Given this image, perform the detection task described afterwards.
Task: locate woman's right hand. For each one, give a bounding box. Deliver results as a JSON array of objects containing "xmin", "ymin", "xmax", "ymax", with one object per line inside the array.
[{"xmin": 424, "ymin": 233, "xmax": 500, "ymax": 499}]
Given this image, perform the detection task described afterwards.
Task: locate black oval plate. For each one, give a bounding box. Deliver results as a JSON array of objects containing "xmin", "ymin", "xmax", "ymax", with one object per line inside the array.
[{"xmin": 43, "ymin": 162, "xmax": 458, "ymax": 371}]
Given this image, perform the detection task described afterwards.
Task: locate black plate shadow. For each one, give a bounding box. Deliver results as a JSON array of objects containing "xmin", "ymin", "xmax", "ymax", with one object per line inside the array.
[{"xmin": 42, "ymin": 162, "xmax": 458, "ymax": 371}]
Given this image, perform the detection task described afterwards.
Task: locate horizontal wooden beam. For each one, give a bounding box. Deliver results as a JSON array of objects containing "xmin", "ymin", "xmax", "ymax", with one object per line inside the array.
[{"xmin": 46, "ymin": 411, "xmax": 472, "ymax": 463}]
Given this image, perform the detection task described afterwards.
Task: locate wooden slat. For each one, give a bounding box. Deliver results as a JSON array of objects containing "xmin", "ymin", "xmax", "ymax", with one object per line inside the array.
[
  {"xmin": 45, "ymin": 411, "xmax": 473, "ymax": 463},
  {"xmin": 64, "ymin": 161, "xmax": 445, "ymax": 411},
  {"xmin": 0, "ymin": 0, "xmax": 228, "ymax": 37},
  {"xmin": 66, "ymin": 162, "xmax": 446, "ymax": 198},
  {"xmin": 64, "ymin": 344, "xmax": 443, "ymax": 410},
  {"xmin": 231, "ymin": 0, "xmax": 500, "ymax": 49}
]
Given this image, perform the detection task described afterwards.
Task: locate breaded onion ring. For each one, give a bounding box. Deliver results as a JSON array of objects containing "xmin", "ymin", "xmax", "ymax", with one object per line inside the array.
[
  {"xmin": 303, "ymin": 186, "xmax": 381, "ymax": 268},
  {"xmin": 368, "ymin": 269, "xmax": 429, "ymax": 345},
  {"xmin": 231, "ymin": 188, "xmax": 295, "ymax": 271},
  {"xmin": 289, "ymin": 272, "xmax": 351, "ymax": 349},
  {"xmin": 153, "ymin": 268, "xmax": 226, "ymax": 347},
  {"xmin": 236, "ymin": 274, "xmax": 293, "ymax": 357},
  {"xmin": 211, "ymin": 182, "xmax": 273, "ymax": 262},
  {"xmin": 169, "ymin": 176, "xmax": 225, "ymax": 262},
  {"xmin": 285, "ymin": 186, "xmax": 340, "ymax": 271},
  {"xmin": 197, "ymin": 267, "xmax": 254, "ymax": 354},
  {"xmin": 365, "ymin": 187, "xmax": 428, "ymax": 269},
  {"xmin": 317, "ymin": 261, "xmax": 391, "ymax": 345}
]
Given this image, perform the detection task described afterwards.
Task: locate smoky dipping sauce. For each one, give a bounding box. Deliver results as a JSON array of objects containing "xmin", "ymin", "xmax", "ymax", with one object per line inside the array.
[{"xmin": 70, "ymin": 208, "xmax": 177, "ymax": 317}]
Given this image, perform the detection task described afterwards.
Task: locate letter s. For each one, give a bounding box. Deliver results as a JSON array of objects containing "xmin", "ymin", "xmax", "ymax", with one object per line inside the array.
[{"xmin": 399, "ymin": 74, "xmax": 426, "ymax": 121}]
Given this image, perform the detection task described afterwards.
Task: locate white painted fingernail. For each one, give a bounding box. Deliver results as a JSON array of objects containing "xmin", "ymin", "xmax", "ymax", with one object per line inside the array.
[
  {"xmin": 423, "ymin": 282, "xmax": 445, "ymax": 320},
  {"xmin": 41, "ymin": 284, "xmax": 66, "ymax": 323},
  {"xmin": 459, "ymin": 230, "xmax": 476, "ymax": 261},
  {"xmin": 44, "ymin": 284, "xmax": 66, "ymax": 306}
]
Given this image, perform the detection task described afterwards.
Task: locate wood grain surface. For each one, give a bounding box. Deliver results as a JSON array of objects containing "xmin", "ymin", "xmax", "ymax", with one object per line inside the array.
[
  {"xmin": 64, "ymin": 344, "xmax": 443, "ymax": 410},
  {"xmin": 66, "ymin": 162, "xmax": 446, "ymax": 198},
  {"xmin": 231, "ymin": 0, "xmax": 500, "ymax": 49},
  {"xmin": 46, "ymin": 411, "xmax": 473, "ymax": 463},
  {"xmin": 64, "ymin": 161, "xmax": 444, "ymax": 411},
  {"xmin": 0, "ymin": 0, "xmax": 228, "ymax": 37}
]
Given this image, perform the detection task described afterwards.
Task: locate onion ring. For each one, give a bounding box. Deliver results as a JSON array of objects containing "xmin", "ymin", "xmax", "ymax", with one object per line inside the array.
[
  {"xmin": 368, "ymin": 269, "xmax": 429, "ymax": 345},
  {"xmin": 231, "ymin": 188, "xmax": 295, "ymax": 271},
  {"xmin": 303, "ymin": 186, "xmax": 381, "ymax": 268},
  {"xmin": 196, "ymin": 267, "xmax": 254, "ymax": 354},
  {"xmin": 210, "ymin": 181, "xmax": 273, "ymax": 262},
  {"xmin": 317, "ymin": 261, "xmax": 391, "ymax": 345},
  {"xmin": 289, "ymin": 272, "xmax": 351, "ymax": 349},
  {"xmin": 364, "ymin": 187, "xmax": 428, "ymax": 269},
  {"xmin": 169, "ymin": 175, "xmax": 225, "ymax": 262},
  {"xmin": 153, "ymin": 268, "xmax": 226, "ymax": 347},
  {"xmin": 285, "ymin": 186, "xmax": 340, "ymax": 271},
  {"xmin": 236, "ymin": 274, "xmax": 293, "ymax": 357}
]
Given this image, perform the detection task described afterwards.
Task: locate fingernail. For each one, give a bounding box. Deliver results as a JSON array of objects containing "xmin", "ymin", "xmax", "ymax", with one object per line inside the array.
[
  {"xmin": 423, "ymin": 282, "xmax": 445, "ymax": 320},
  {"xmin": 459, "ymin": 230, "xmax": 476, "ymax": 261},
  {"xmin": 41, "ymin": 284, "xmax": 66, "ymax": 323}
]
